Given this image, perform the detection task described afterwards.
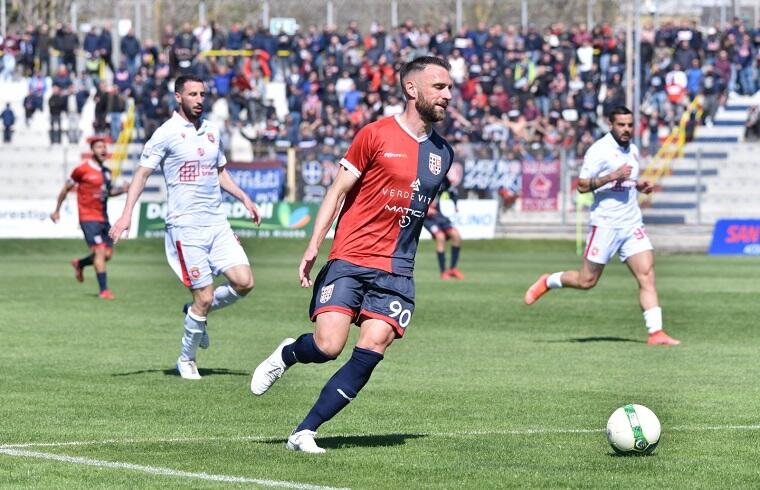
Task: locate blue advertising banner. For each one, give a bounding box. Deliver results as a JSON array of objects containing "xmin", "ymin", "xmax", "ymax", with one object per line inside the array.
[
  {"xmin": 708, "ymin": 219, "xmax": 760, "ymax": 255},
  {"xmin": 225, "ymin": 161, "xmax": 285, "ymax": 202}
]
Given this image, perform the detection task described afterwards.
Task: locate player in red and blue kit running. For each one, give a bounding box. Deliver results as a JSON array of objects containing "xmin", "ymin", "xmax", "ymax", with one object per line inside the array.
[
  {"xmin": 51, "ymin": 138, "xmax": 126, "ymax": 299},
  {"xmin": 250, "ymin": 56, "xmax": 454, "ymax": 453},
  {"xmin": 423, "ymin": 176, "xmax": 464, "ymax": 280}
]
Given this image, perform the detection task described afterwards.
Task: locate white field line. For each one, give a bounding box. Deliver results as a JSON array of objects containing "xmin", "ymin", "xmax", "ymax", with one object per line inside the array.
[
  {"xmin": 0, "ymin": 447, "xmax": 348, "ymax": 490},
  {"xmin": 2, "ymin": 424, "xmax": 759, "ymax": 450}
]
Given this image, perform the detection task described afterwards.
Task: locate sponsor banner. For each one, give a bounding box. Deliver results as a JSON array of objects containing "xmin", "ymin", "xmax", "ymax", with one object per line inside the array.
[
  {"xmin": 521, "ymin": 159, "xmax": 561, "ymax": 211},
  {"xmin": 708, "ymin": 219, "xmax": 760, "ymax": 255},
  {"xmin": 0, "ymin": 199, "xmax": 135, "ymax": 239},
  {"xmin": 225, "ymin": 161, "xmax": 285, "ymax": 203},
  {"xmin": 420, "ymin": 199, "xmax": 498, "ymax": 240},
  {"xmin": 461, "ymin": 158, "xmax": 521, "ymax": 192},
  {"xmin": 137, "ymin": 201, "xmax": 319, "ymax": 239},
  {"xmin": 295, "ymin": 145, "xmax": 343, "ymax": 203}
]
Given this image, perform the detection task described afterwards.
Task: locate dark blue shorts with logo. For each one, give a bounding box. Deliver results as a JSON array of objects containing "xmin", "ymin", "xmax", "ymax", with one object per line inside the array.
[
  {"xmin": 81, "ymin": 221, "xmax": 113, "ymax": 249},
  {"xmin": 423, "ymin": 214, "xmax": 453, "ymax": 235},
  {"xmin": 309, "ymin": 259, "xmax": 415, "ymax": 338}
]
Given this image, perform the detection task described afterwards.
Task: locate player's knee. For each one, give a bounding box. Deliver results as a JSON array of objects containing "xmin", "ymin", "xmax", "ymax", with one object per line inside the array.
[
  {"xmin": 313, "ymin": 334, "xmax": 343, "ymax": 360},
  {"xmin": 579, "ymin": 275, "xmax": 599, "ymax": 290},
  {"xmin": 233, "ymin": 276, "xmax": 254, "ymax": 296},
  {"xmin": 193, "ymin": 291, "xmax": 214, "ymax": 313}
]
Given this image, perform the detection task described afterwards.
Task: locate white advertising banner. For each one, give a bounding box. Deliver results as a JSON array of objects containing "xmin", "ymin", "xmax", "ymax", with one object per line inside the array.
[
  {"xmin": 420, "ymin": 199, "xmax": 498, "ymax": 240},
  {"xmin": 0, "ymin": 199, "xmax": 134, "ymax": 239}
]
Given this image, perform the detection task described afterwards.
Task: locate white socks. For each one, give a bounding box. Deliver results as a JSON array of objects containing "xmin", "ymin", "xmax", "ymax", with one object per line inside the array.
[
  {"xmin": 643, "ymin": 307, "xmax": 663, "ymax": 334},
  {"xmin": 180, "ymin": 309, "xmax": 207, "ymax": 361},
  {"xmin": 547, "ymin": 272, "xmax": 564, "ymax": 289},
  {"xmin": 211, "ymin": 283, "xmax": 241, "ymax": 311}
]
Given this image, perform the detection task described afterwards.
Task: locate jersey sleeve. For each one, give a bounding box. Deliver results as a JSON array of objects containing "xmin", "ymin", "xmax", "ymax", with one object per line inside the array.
[
  {"xmin": 217, "ymin": 136, "xmax": 227, "ymax": 168},
  {"xmin": 579, "ymin": 146, "xmax": 604, "ymax": 180},
  {"xmin": 339, "ymin": 125, "xmax": 376, "ymax": 178},
  {"xmin": 140, "ymin": 128, "xmax": 168, "ymax": 169},
  {"xmin": 68, "ymin": 165, "xmax": 84, "ymax": 185}
]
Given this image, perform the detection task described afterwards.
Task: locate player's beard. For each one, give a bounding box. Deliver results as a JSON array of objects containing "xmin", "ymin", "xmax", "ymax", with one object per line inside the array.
[
  {"xmin": 415, "ymin": 94, "xmax": 446, "ymax": 123},
  {"xmin": 181, "ymin": 100, "xmax": 203, "ymax": 121}
]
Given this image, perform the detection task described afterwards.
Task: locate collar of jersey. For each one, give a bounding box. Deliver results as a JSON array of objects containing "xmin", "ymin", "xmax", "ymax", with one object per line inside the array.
[
  {"xmin": 87, "ymin": 159, "xmax": 104, "ymax": 171},
  {"xmin": 171, "ymin": 111, "xmax": 207, "ymax": 134},
  {"xmin": 394, "ymin": 114, "xmax": 432, "ymax": 143},
  {"xmin": 605, "ymin": 132, "xmax": 630, "ymax": 153}
]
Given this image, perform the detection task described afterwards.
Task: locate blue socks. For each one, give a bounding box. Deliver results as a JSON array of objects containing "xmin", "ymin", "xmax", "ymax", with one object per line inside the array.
[
  {"xmin": 96, "ymin": 272, "xmax": 107, "ymax": 292},
  {"xmin": 450, "ymin": 246, "xmax": 460, "ymax": 269},
  {"xmin": 436, "ymin": 251, "xmax": 446, "ymax": 272},
  {"xmin": 296, "ymin": 347, "xmax": 383, "ymax": 432},
  {"xmin": 282, "ymin": 333, "xmax": 334, "ymax": 367}
]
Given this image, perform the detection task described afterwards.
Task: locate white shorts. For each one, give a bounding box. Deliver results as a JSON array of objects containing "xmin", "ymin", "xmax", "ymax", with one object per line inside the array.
[
  {"xmin": 584, "ymin": 225, "xmax": 653, "ymax": 265},
  {"xmin": 165, "ymin": 223, "xmax": 249, "ymax": 289}
]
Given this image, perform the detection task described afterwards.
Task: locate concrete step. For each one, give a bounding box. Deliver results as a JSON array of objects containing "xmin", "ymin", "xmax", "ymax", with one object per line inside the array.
[{"xmin": 692, "ymin": 135, "xmax": 739, "ymax": 143}]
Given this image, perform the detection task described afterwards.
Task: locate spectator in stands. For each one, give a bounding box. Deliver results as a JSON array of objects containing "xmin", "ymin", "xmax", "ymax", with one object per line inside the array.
[
  {"xmin": 2, "ymin": 103, "xmax": 15, "ymax": 143},
  {"xmin": 33, "ymin": 23, "xmax": 52, "ymax": 76},
  {"xmin": 48, "ymin": 85, "xmax": 67, "ymax": 145},
  {"xmin": 54, "ymin": 23, "xmax": 79, "ymax": 74},
  {"xmin": 98, "ymin": 22, "xmax": 115, "ymax": 74},
  {"xmin": 745, "ymin": 105, "xmax": 760, "ymax": 141},
  {"xmin": 121, "ymin": 28, "xmax": 142, "ymax": 76},
  {"xmin": 106, "ymin": 85, "xmax": 126, "ymax": 143}
]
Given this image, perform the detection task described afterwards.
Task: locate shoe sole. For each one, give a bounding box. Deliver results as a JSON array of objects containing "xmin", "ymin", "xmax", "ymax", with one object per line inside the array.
[
  {"xmin": 250, "ymin": 338, "xmax": 296, "ymax": 395},
  {"xmin": 524, "ymin": 274, "xmax": 550, "ymax": 305}
]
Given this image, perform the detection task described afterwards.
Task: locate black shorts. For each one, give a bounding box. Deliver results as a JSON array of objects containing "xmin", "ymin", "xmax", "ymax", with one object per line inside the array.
[
  {"xmin": 81, "ymin": 221, "xmax": 113, "ymax": 249},
  {"xmin": 309, "ymin": 259, "xmax": 415, "ymax": 338},
  {"xmin": 423, "ymin": 214, "xmax": 453, "ymax": 235}
]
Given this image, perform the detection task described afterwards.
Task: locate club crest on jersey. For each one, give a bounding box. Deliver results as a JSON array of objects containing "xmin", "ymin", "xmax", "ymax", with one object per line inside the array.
[
  {"xmin": 319, "ymin": 284, "xmax": 334, "ymax": 304},
  {"xmin": 428, "ymin": 153, "xmax": 442, "ymax": 175},
  {"xmin": 190, "ymin": 266, "xmax": 201, "ymax": 279},
  {"xmin": 207, "ymin": 133, "xmax": 215, "ymax": 143},
  {"xmin": 197, "ymin": 147, "xmax": 205, "ymax": 156},
  {"xmin": 181, "ymin": 132, "xmax": 186, "ymax": 139}
]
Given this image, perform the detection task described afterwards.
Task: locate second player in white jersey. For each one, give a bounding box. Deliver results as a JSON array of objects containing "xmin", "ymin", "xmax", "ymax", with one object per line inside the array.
[
  {"xmin": 140, "ymin": 112, "xmax": 228, "ymax": 228},
  {"xmin": 580, "ymin": 131, "xmax": 643, "ymax": 229},
  {"xmin": 523, "ymin": 106, "xmax": 680, "ymax": 347},
  {"xmin": 110, "ymin": 75, "xmax": 263, "ymax": 380}
]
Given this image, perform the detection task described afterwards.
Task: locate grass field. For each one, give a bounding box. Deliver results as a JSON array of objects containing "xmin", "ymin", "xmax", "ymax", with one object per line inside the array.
[{"xmin": 1, "ymin": 237, "xmax": 759, "ymax": 489}]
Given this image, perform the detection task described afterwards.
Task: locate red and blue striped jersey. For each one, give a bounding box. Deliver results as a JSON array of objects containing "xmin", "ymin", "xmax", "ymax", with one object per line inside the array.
[{"xmin": 329, "ymin": 115, "xmax": 454, "ymax": 276}]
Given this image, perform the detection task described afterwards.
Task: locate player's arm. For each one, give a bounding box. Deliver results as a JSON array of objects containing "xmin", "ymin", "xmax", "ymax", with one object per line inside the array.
[
  {"xmin": 50, "ymin": 181, "xmax": 76, "ymax": 223},
  {"xmin": 577, "ymin": 164, "xmax": 633, "ymax": 193},
  {"xmin": 109, "ymin": 166, "xmax": 153, "ymax": 243},
  {"xmin": 299, "ymin": 166, "xmax": 358, "ymax": 287},
  {"xmin": 217, "ymin": 166, "xmax": 261, "ymax": 225}
]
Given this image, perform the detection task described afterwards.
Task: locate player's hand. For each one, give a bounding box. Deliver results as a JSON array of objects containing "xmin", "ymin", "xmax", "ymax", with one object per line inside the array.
[
  {"xmin": 637, "ymin": 181, "xmax": 655, "ymax": 194},
  {"xmin": 615, "ymin": 164, "xmax": 633, "ymax": 180},
  {"xmin": 299, "ymin": 246, "xmax": 319, "ymax": 288},
  {"xmin": 109, "ymin": 216, "xmax": 131, "ymax": 244},
  {"xmin": 50, "ymin": 211, "xmax": 60, "ymax": 223},
  {"xmin": 244, "ymin": 198, "xmax": 261, "ymax": 225}
]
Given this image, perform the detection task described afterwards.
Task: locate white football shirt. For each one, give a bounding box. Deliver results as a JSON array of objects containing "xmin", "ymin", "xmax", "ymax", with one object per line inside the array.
[
  {"xmin": 140, "ymin": 112, "xmax": 228, "ymax": 228},
  {"xmin": 579, "ymin": 132, "xmax": 643, "ymax": 228}
]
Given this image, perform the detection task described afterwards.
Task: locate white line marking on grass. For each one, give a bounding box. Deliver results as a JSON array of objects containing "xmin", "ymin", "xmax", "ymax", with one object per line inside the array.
[
  {"xmin": 2, "ymin": 424, "xmax": 759, "ymax": 451},
  {"xmin": 0, "ymin": 447, "xmax": 348, "ymax": 490}
]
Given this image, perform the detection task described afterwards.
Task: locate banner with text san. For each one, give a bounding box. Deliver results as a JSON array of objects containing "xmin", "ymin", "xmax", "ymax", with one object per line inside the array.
[
  {"xmin": 137, "ymin": 201, "xmax": 319, "ymax": 239},
  {"xmin": 708, "ymin": 219, "xmax": 760, "ymax": 255}
]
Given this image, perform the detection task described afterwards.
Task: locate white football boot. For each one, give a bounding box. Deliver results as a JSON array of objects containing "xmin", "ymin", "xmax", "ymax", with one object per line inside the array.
[
  {"xmin": 176, "ymin": 358, "xmax": 202, "ymax": 380},
  {"xmin": 250, "ymin": 338, "xmax": 295, "ymax": 395},
  {"xmin": 286, "ymin": 429, "xmax": 325, "ymax": 454}
]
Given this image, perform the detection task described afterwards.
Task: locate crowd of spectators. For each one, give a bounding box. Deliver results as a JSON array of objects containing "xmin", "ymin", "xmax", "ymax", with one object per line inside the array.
[{"xmin": 0, "ymin": 15, "xmax": 755, "ymax": 157}]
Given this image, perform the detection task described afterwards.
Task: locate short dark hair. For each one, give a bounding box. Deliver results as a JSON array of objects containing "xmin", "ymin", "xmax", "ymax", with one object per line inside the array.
[
  {"xmin": 174, "ymin": 75, "xmax": 205, "ymax": 94},
  {"xmin": 399, "ymin": 56, "xmax": 451, "ymax": 97},
  {"xmin": 609, "ymin": 105, "xmax": 633, "ymax": 123},
  {"xmin": 89, "ymin": 137, "xmax": 107, "ymax": 149}
]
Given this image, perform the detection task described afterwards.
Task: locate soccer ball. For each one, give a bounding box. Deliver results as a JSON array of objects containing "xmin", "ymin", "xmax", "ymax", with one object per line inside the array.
[{"xmin": 606, "ymin": 404, "xmax": 661, "ymax": 455}]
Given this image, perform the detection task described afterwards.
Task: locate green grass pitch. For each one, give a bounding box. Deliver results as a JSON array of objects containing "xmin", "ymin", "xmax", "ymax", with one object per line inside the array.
[{"xmin": 1, "ymin": 238, "xmax": 759, "ymax": 489}]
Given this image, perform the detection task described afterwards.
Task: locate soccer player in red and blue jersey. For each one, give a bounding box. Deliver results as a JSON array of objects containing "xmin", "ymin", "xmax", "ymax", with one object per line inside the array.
[
  {"xmin": 51, "ymin": 138, "xmax": 126, "ymax": 299},
  {"xmin": 250, "ymin": 56, "xmax": 454, "ymax": 453}
]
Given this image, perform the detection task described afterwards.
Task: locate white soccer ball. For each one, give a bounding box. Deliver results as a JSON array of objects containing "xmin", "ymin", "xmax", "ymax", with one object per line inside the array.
[{"xmin": 606, "ymin": 404, "xmax": 661, "ymax": 455}]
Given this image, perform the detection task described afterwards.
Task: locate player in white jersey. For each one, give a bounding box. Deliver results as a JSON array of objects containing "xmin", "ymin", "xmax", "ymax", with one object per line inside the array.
[
  {"xmin": 523, "ymin": 106, "xmax": 680, "ymax": 346},
  {"xmin": 110, "ymin": 75, "xmax": 262, "ymax": 379}
]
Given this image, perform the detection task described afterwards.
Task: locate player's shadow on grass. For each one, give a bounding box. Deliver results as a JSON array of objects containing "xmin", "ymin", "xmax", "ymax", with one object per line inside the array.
[
  {"xmin": 265, "ymin": 433, "xmax": 426, "ymax": 449},
  {"xmin": 112, "ymin": 368, "xmax": 249, "ymax": 377},
  {"xmin": 542, "ymin": 336, "xmax": 646, "ymax": 344}
]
